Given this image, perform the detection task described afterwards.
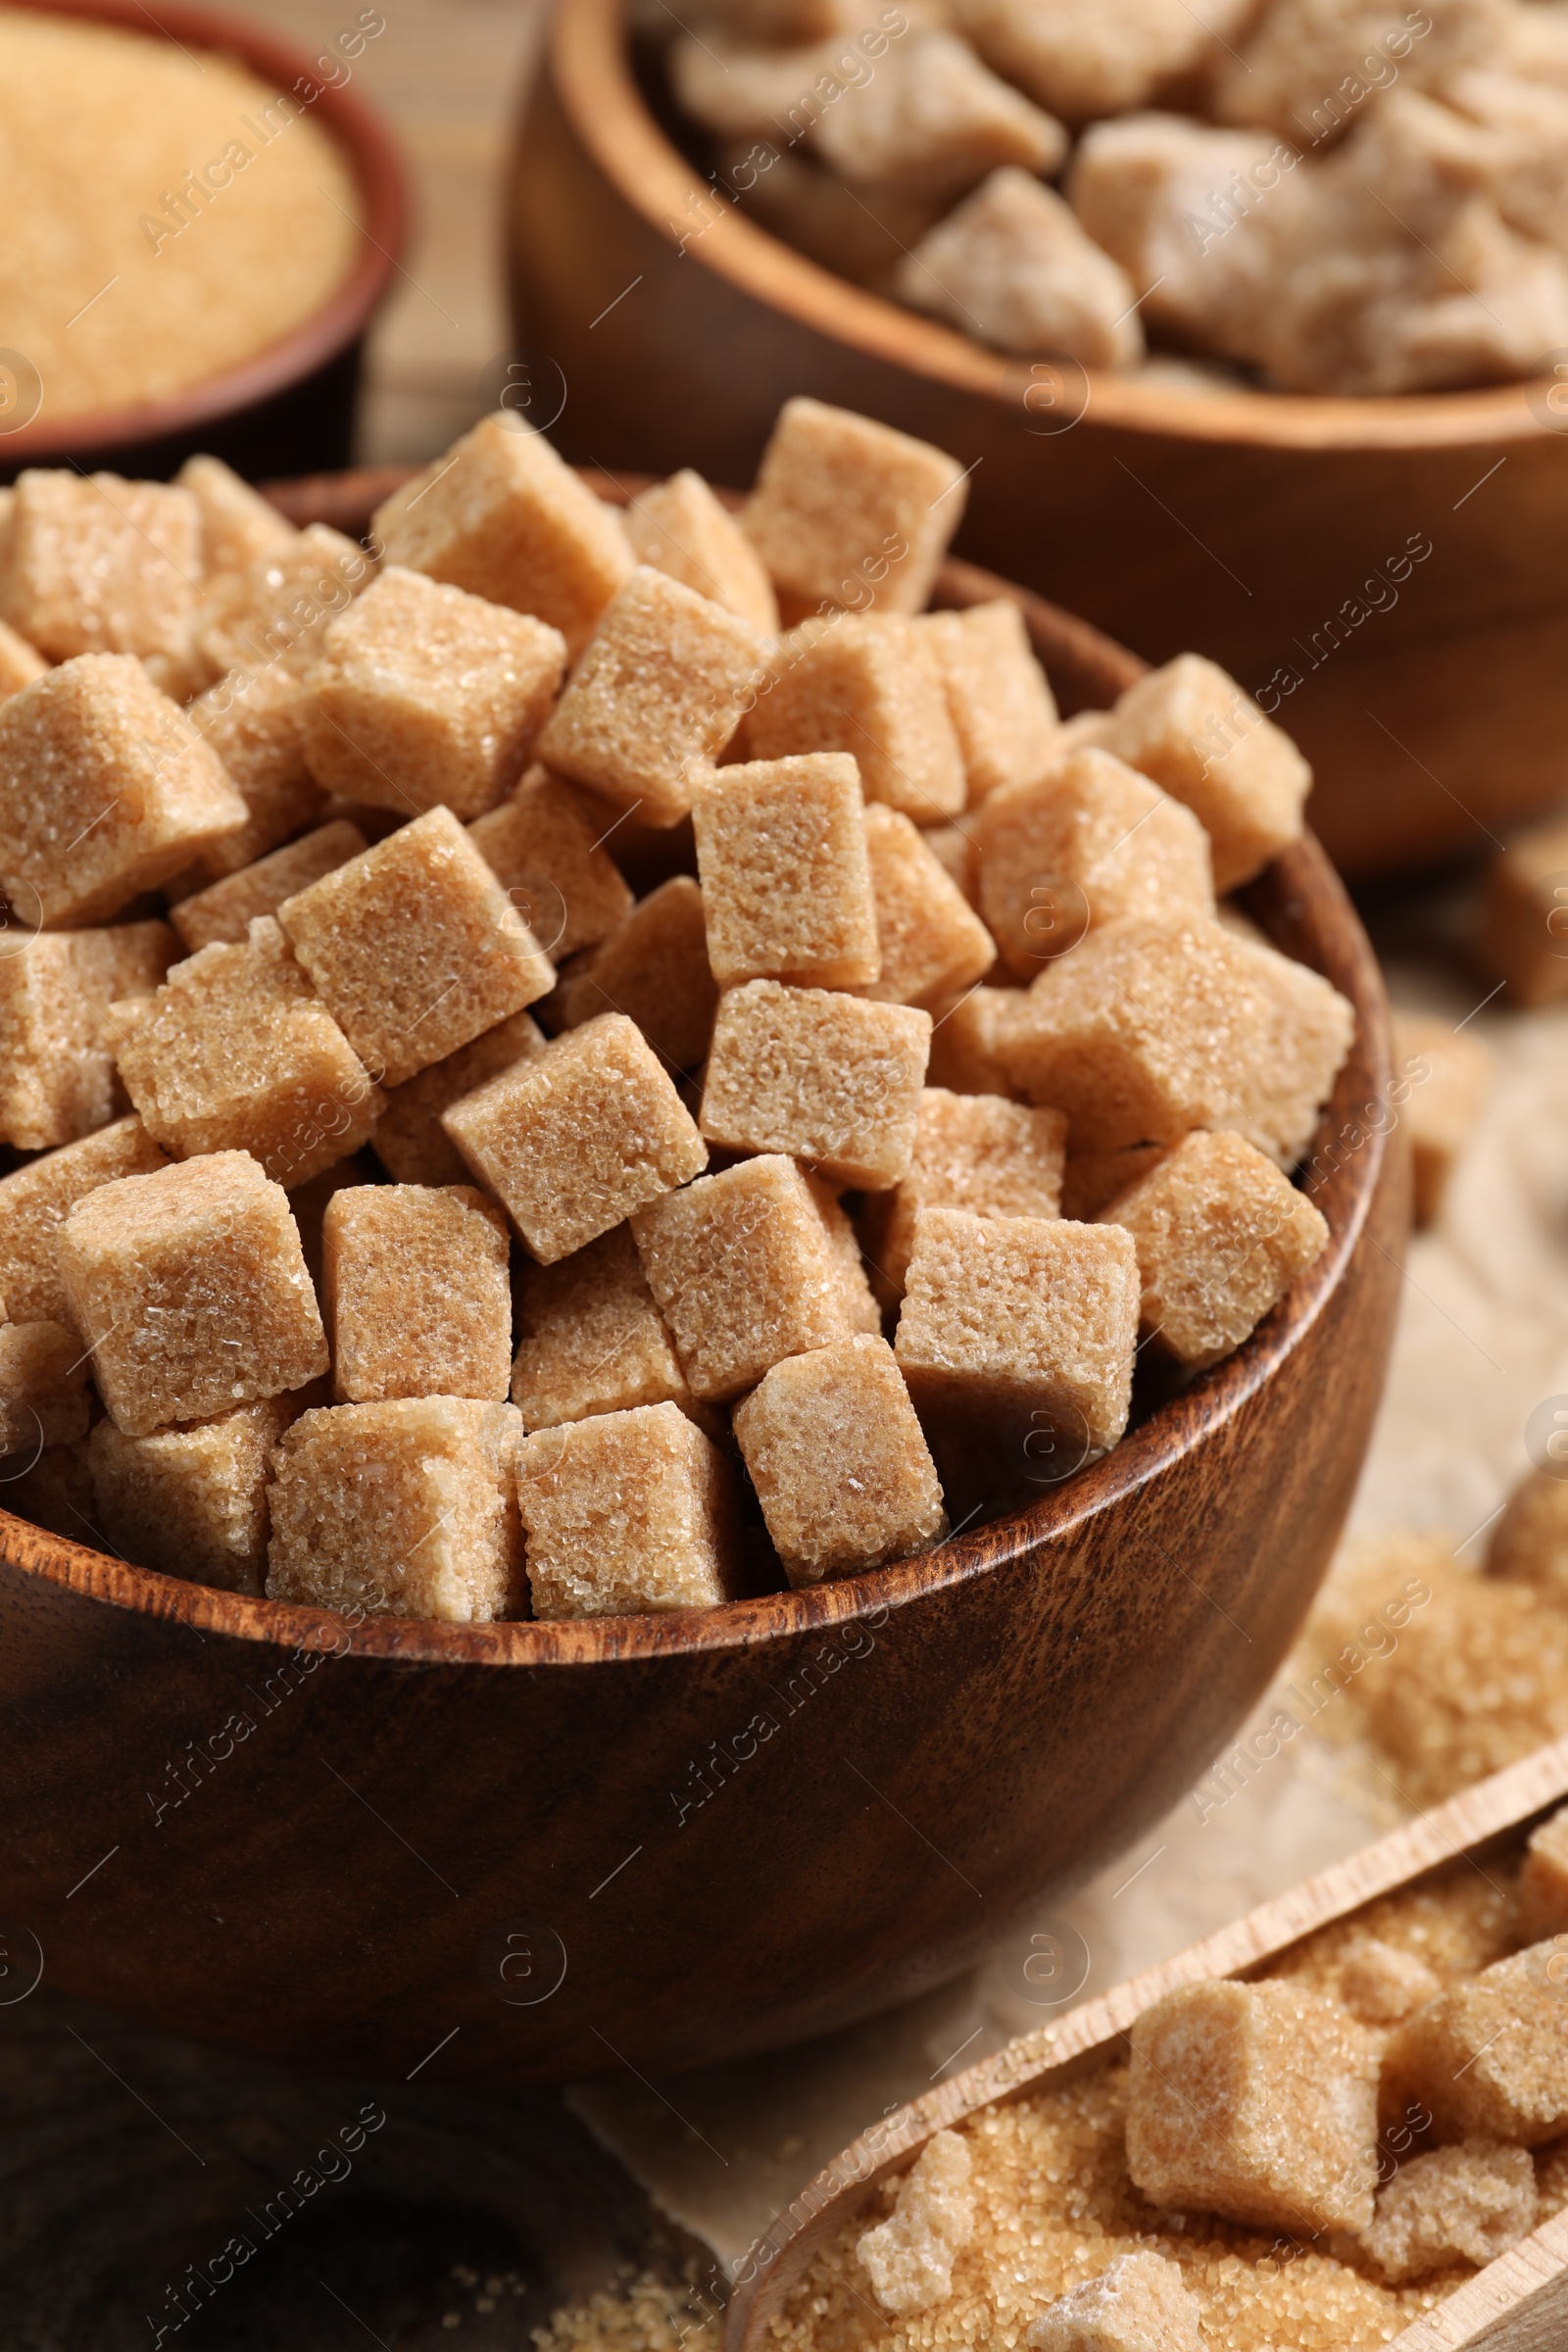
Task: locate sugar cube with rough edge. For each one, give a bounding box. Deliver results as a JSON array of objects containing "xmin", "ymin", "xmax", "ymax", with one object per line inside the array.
[
  {"xmin": 975, "ymin": 746, "xmax": 1214, "ymax": 980},
  {"xmin": 0, "ymin": 1322, "xmax": 90, "ymax": 1456},
  {"xmin": 58, "ymin": 1152, "xmax": 328, "ymax": 1438},
  {"xmin": 0, "ymin": 655, "xmax": 247, "ymax": 927},
  {"xmin": 804, "ymin": 1168, "xmax": 882, "ymax": 1338},
  {"xmin": 1100, "ymin": 1128, "xmax": 1330, "ymax": 1372},
  {"xmin": 0, "ymin": 469, "xmax": 201, "ymax": 685},
  {"xmin": 0, "ymin": 1115, "xmax": 170, "ymax": 1326},
  {"xmin": 1127, "ymin": 1978, "xmax": 1382, "ymax": 2234},
  {"xmin": 277, "ymin": 805, "xmax": 555, "ymax": 1086},
  {"xmin": 700, "ymin": 981, "xmax": 931, "ymax": 1190},
  {"xmin": 1383, "ymin": 1939, "xmax": 1568, "ymax": 2144},
  {"xmin": 624, "ymin": 468, "xmax": 779, "ymax": 636},
  {"xmin": 693, "ymin": 754, "xmax": 881, "ymax": 990},
  {"xmin": 956, "ymin": 0, "xmax": 1250, "ymax": 121},
  {"xmin": 811, "ymin": 31, "xmax": 1067, "ymax": 200},
  {"xmin": 1520, "ymin": 1806, "xmax": 1568, "ymax": 1942},
  {"xmin": 0, "ymin": 617, "xmax": 46, "ymax": 702},
  {"xmin": 741, "ymin": 614, "xmax": 966, "ymax": 822},
  {"xmin": 181, "ymin": 664, "xmax": 326, "ymax": 880},
  {"xmin": 917, "ymin": 601, "xmax": 1058, "ymax": 808},
  {"xmin": 741, "ymin": 397, "xmax": 968, "ymax": 618},
  {"xmin": 1390, "ymin": 1010, "xmax": 1493, "ymax": 1227},
  {"xmin": 1474, "ymin": 810, "xmax": 1568, "ymax": 1007},
  {"xmin": 0, "ymin": 922, "xmax": 175, "ymax": 1152},
  {"xmin": 323, "ymin": 1183, "xmax": 512, "ymax": 1405},
  {"xmin": 551, "ymin": 875, "xmax": 719, "ymax": 1077},
  {"xmin": 1028, "ymin": 2250, "xmax": 1207, "ymax": 2352},
  {"xmin": 113, "ymin": 916, "xmax": 383, "ymax": 1186},
  {"xmin": 1003, "ymin": 917, "xmax": 1354, "ymax": 1163},
  {"xmin": 1060, "ymin": 1144, "xmax": 1169, "ymax": 1223},
  {"xmin": 467, "ymin": 764, "xmax": 634, "ymax": 962},
  {"xmin": 1333, "ymin": 1936, "xmax": 1442, "ymax": 2027},
  {"xmin": 536, "ymin": 566, "xmax": 765, "ymax": 829},
  {"xmin": 856, "ymin": 2130, "xmax": 973, "ymax": 2317},
  {"xmin": 371, "ymin": 415, "xmax": 634, "ymax": 662},
  {"xmin": 171, "ymin": 821, "xmax": 368, "ymax": 953},
  {"xmin": 267, "ymin": 1396, "xmax": 524, "ymax": 1623},
  {"xmin": 630, "ymin": 1154, "xmax": 871, "ymax": 1402},
  {"xmin": 510, "ymin": 1224, "xmax": 707, "ymax": 1432},
  {"xmin": 897, "ymin": 168, "xmax": 1145, "ymax": 369},
  {"xmin": 443, "ymin": 1012, "xmax": 707, "ymax": 1264},
  {"xmin": 88, "ymin": 1393, "xmax": 312, "ymax": 1595},
  {"xmin": 1099, "ymin": 655, "xmax": 1311, "ymax": 894},
  {"xmin": 925, "ymin": 984, "xmax": 1028, "ymax": 1099},
  {"xmin": 195, "ymin": 522, "xmax": 372, "ymax": 686},
  {"xmin": 860, "ymin": 1088, "xmax": 1066, "ymax": 1306},
  {"xmin": 859, "ymin": 804, "xmax": 996, "ymax": 1010},
  {"xmin": 1362, "ymin": 2141, "xmax": 1538, "ymax": 2282},
  {"xmin": 518, "ymin": 1400, "xmax": 742, "ymax": 1619},
  {"xmin": 1210, "ymin": 0, "xmax": 1494, "ymax": 139},
  {"xmin": 175, "ymin": 454, "xmax": 296, "ymax": 580},
  {"xmin": 734, "ymin": 1335, "xmax": 945, "ymax": 1586},
  {"xmin": 302, "ymin": 566, "xmax": 567, "ymax": 823},
  {"xmin": 371, "ymin": 1010, "xmax": 547, "ymax": 1190}
]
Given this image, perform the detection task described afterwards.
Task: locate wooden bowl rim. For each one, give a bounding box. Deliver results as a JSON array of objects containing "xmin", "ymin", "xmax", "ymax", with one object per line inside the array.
[
  {"xmin": 550, "ymin": 0, "xmax": 1554, "ymax": 456},
  {"xmin": 0, "ymin": 0, "xmax": 408, "ymax": 464}
]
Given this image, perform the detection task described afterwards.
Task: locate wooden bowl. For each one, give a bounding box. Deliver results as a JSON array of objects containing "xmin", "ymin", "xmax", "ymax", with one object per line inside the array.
[
  {"xmin": 0, "ymin": 0, "xmax": 407, "ymax": 485},
  {"xmin": 0, "ymin": 471, "xmax": 1406, "ymax": 2089},
  {"xmin": 507, "ymin": 0, "xmax": 1568, "ymax": 883},
  {"xmin": 727, "ymin": 1739, "xmax": 1568, "ymax": 2352}
]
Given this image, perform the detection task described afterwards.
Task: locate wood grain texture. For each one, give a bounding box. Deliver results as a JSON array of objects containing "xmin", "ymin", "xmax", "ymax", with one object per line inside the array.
[
  {"xmin": 726, "ymin": 1739, "xmax": 1568, "ymax": 2352},
  {"xmin": 506, "ymin": 0, "xmax": 1568, "ymax": 880},
  {"xmin": 0, "ymin": 472, "xmax": 1405, "ymax": 2089}
]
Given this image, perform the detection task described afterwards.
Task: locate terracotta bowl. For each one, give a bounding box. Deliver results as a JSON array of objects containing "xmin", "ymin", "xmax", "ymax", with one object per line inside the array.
[
  {"xmin": 0, "ymin": 469, "xmax": 1407, "ymax": 2089},
  {"xmin": 0, "ymin": 0, "xmax": 407, "ymax": 484},
  {"xmin": 507, "ymin": 0, "xmax": 1568, "ymax": 882}
]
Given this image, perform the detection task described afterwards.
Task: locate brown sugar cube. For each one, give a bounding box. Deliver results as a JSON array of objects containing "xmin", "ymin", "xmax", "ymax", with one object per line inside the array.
[
  {"xmin": 1362, "ymin": 2140, "xmax": 1538, "ymax": 2283},
  {"xmin": 925, "ymin": 984, "xmax": 1027, "ymax": 1098},
  {"xmin": 267, "ymin": 1396, "xmax": 523, "ymax": 1622},
  {"xmin": 443, "ymin": 1012, "xmax": 707, "ymax": 1263},
  {"xmin": 631, "ymin": 1153, "xmax": 870, "ymax": 1401},
  {"xmin": 302, "ymin": 566, "xmax": 567, "ymax": 823},
  {"xmin": 812, "ymin": 31, "xmax": 1067, "ymax": 201},
  {"xmin": 518, "ymin": 1399, "xmax": 741, "ymax": 1619},
  {"xmin": 467, "ymin": 764, "xmax": 634, "ymax": 961},
  {"xmin": 175, "ymin": 455, "xmax": 295, "ymax": 580},
  {"xmin": 536, "ymin": 567, "xmax": 765, "ymax": 829},
  {"xmin": 1099, "ymin": 654, "xmax": 1311, "ymax": 893},
  {"xmin": 372, "ymin": 1010, "xmax": 546, "ymax": 1189},
  {"xmin": 857, "ymin": 2132, "xmax": 974, "ymax": 2319},
  {"xmin": 1474, "ymin": 810, "xmax": 1568, "ymax": 1007},
  {"xmin": 625, "ymin": 468, "xmax": 779, "ymax": 635},
  {"xmin": 114, "ymin": 916, "xmax": 383, "ymax": 1187},
  {"xmin": 1100, "ymin": 1128, "xmax": 1330, "ymax": 1371},
  {"xmin": 860, "ymin": 1088, "xmax": 1066, "ymax": 1305},
  {"xmin": 1520, "ymin": 1804, "xmax": 1568, "ymax": 1941},
  {"xmin": 742, "ymin": 614, "xmax": 966, "ymax": 822},
  {"xmin": 0, "ymin": 655, "xmax": 246, "ymax": 927},
  {"xmin": 0, "ymin": 469, "xmax": 200, "ymax": 685},
  {"xmin": 860, "ymin": 803, "xmax": 996, "ymax": 1009},
  {"xmin": 897, "ymin": 168, "xmax": 1145, "ymax": 369},
  {"xmin": 1128, "ymin": 1978, "xmax": 1381, "ymax": 2235},
  {"xmin": 0, "ymin": 921, "xmax": 174, "ymax": 1152},
  {"xmin": 975, "ymin": 747, "xmax": 1214, "ymax": 980},
  {"xmin": 372, "ymin": 415, "xmax": 634, "ymax": 662},
  {"xmin": 181, "ymin": 663, "xmax": 327, "ymax": 881},
  {"xmin": 0, "ymin": 1321, "xmax": 90, "ymax": 1455},
  {"xmin": 741, "ymin": 398, "xmax": 968, "ymax": 618},
  {"xmin": 511, "ymin": 1223, "xmax": 706, "ymax": 1431},
  {"xmin": 733, "ymin": 1334, "xmax": 945, "ymax": 1585},
  {"xmin": 171, "ymin": 821, "xmax": 368, "ymax": 953},
  {"xmin": 916, "ymin": 601, "xmax": 1059, "ymax": 808},
  {"xmin": 551, "ymin": 875, "xmax": 719, "ymax": 1077},
  {"xmin": 88, "ymin": 1393, "xmax": 308, "ymax": 1595},
  {"xmin": 0, "ymin": 1115, "xmax": 170, "ymax": 1326},
  {"xmin": 1029, "ymin": 2251, "xmax": 1206, "ymax": 2352},
  {"xmin": 1382, "ymin": 1942, "xmax": 1568, "ymax": 2145},
  {"xmin": 1334, "ymin": 1936, "xmax": 1443, "ymax": 2028},
  {"xmin": 1060, "ymin": 1144, "xmax": 1169, "ymax": 1223},
  {"xmin": 0, "ymin": 618, "xmax": 46, "ymax": 702},
  {"xmin": 323, "ymin": 1183, "xmax": 512, "ymax": 1404},
  {"xmin": 58, "ymin": 1152, "xmax": 328, "ymax": 1437},
  {"xmin": 693, "ymin": 754, "xmax": 880, "ymax": 989},
  {"xmin": 195, "ymin": 523, "xmax": 372, "ymax": 686},
  {"xmin": 701, "ymin": 981, "xmax": 930, "ymax": 1188},
  {"xmin": 1003, "ymin": 917, "xmax": 1355, "ymax": 1163},
  {"xmin": 1489, "ymin": 1468, "xmax": 1568, "ymax": 1597},
  {"xmin": 277, "ymin": 806, "xmax": 555, "ymax": 1086},
  {"xmin": 1391, "ymin": 1010, "xmax": 1493, "ymax": 1227}
]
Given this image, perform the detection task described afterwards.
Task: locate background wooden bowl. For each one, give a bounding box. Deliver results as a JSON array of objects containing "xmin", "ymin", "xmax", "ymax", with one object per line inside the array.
[
  {"xmin": 0, "ymin": 0, "xmax": 407, "ymax": 485},
  {"xmin": 507, "ymin": 0, "xmax": 1568, "ymax": 883},
  {"xmin": 0, "ymin": 474, "xmax": 1406, "ymax": 2089}
]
